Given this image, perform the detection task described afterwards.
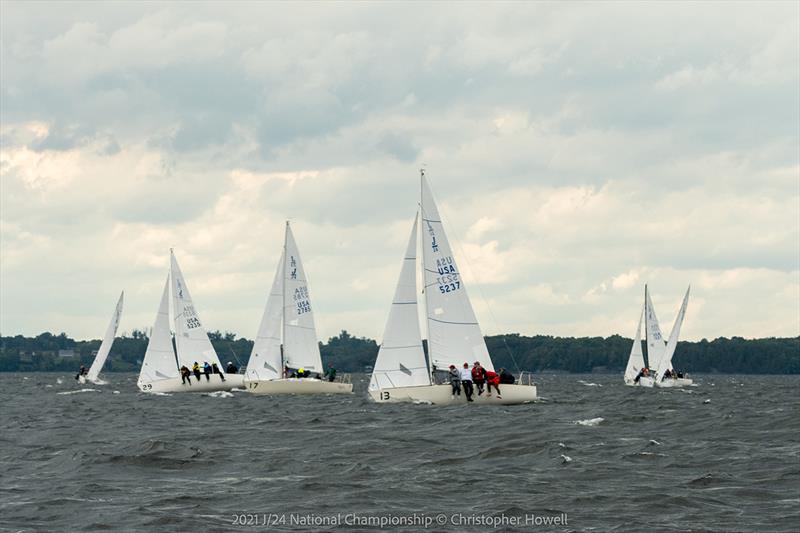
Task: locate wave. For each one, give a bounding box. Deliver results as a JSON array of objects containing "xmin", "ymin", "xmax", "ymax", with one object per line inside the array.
[
  {"xmin": 57, "ymin": 388, "xmax": 100, "ymax": 395},
  {"xmin": 578, "ymin": 380, "xmax": 602, "ymax": 387},
  {"xmin": 205, "ymin": 391, "xmax": 234, "ymax": 398},
  {"xmin": 575, "ymin": 417, "xmax": 604, "ymax": 426}
]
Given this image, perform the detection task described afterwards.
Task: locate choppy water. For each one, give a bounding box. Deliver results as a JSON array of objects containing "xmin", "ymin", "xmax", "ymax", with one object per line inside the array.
[{"xmin": 1, "ymin": 373, "xmax": 798, "ymax": 532}]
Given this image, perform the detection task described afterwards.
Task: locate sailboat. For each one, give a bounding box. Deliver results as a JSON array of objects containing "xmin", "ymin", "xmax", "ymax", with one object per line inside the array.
[
  {"xmin": 624, "ymin": 285, "xmax": 692, "ymax": 388},
  {"xmin": 243, "ymin": 222, "xmax": 353, "ymax": 395},
  {"xmin": 137, "ymin": 250, "xmax": 244, "ymax": 393},
  {"xmin": 79, "ymin": 291, "xmax": 124, "ymax": 384},
  {"xmin": 368, "ymin": 171, "xmax": 538, "ymax": 405}
]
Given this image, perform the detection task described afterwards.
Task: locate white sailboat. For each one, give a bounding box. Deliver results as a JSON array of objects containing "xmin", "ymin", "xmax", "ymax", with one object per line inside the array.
[
  {"xmin": 79, "ymin": 291, "xmax": 124, "ymax": 384},
  {"xmin": 137, "ymin": 250, "xmax": 244, "ymax": 393},
  {"xmin": 368, "ymin": 171, "xmax": 538, "ymax": 405},
  {"xmin": 243, "ymin": 222, "xmax": 353, "ymax": 395},
  {"xmin": 625, "ymin": 284, "xmax": 693, "ymax": 388}
]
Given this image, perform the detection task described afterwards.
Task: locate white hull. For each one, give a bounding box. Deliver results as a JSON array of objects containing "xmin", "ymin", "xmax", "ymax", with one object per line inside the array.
[
  {"xmin": 625, "ymin": 376, "xmax": 655, "ymax": 387},
  {"xmin": 655, "ymin": 377, "xmax": 694, "ymax": 388},
  {"xmin": 138, "ymin": 374, "xmax": 244, "ymax": 393},
  {"xmin": 244, "ymin": 377, "xmax": 353, "ymax": 395},
  {"xmin": 78, "ymin": 376, "xmax": 107, "ymax": 385},
  {"xmin": 368, "ymin": 383, "xmax": 537, "ymax": 405}
]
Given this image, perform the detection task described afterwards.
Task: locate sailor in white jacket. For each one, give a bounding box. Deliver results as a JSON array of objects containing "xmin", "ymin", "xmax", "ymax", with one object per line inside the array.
[{"xmin": 459, "ymin": 363, "xmax": 474, "ymax": 402}]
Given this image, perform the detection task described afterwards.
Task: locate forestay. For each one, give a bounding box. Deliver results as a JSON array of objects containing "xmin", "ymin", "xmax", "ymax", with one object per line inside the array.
[
  {"xmin": 656, "ymin": 286, "xmax": 691, "ymax": 381},
  {"xmin": 282, "ymin": 223, "xmax": 323, "ymax": 372},
  {"xmin": 370, "ymin": 215, "xmax": 431, "ymax": 391},
  {"xmin": 170, "ymin": 250, "xmax": 222, "ymax": 369},
  {"xmin": 624, "ymin": 304, "xmax": 645, "ymax": 383},
  {"xmin": 246, "ymin": 252, "xmax": 285, "ymax": 381},
  {"xmin": 644, "ymin": 285, "xmax": 667, "ymax": 372},
  {"xmin": 139, "ymin": 276, "xmax": 179, "ymax": 383},
  {"xmin": 86, "ymin": 291, "xmax": 124, "ymax": 382},
  {"xmin": 420, "ymin": 176, "xmax": 494, "ymax": 372}
]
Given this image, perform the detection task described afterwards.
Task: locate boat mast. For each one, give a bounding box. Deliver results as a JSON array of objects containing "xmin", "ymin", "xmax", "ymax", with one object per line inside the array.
[
  {"xmin": 643, "ymin": 284, "xmax": 649, "ymax": 370},
  {"xmin": 420, "ymin": 168, "xmax": 434, "ymax": 385},
  {"xmin": 281, "ymin": 221, "xmax": 288, "ymax": 377},
  {"xmin": 168, "ymin": 248, "xmax": 180, "ymax": 371}
]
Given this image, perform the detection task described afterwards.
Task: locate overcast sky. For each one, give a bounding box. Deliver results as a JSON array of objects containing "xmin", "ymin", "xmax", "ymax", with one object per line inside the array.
[{"xmin": 1, "ymin": 1, "xmax": 798, "ymax": 342}]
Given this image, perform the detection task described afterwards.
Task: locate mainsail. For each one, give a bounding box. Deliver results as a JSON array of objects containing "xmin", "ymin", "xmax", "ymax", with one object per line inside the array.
[
  {"xmin": 420, "ymin": 175, "xmax": 494, "ymax": 371},
  {"xmin": 656, "ymin": 286, "xmax": 691, "ymax": 381},
  {"xmin": 282, "ymin": 223, "xmax": 323, "ymax": 372},
  {"xmin": 86, "ymin": 291, "xmax": 124, "ymax": 382},
  {"xmin": 246, "ymin": 252, "xmax": 285, "ymax": 380},
  {"xmin": 170, "ymin": 250, "xmax": 222, "ymax": 369},
  {"xmin": 624, "ymin": 304, "xmax": 645, "ymax": 383},
  {"xmin": 139, "ymin": 275, "xmax": 179, "ymax": 383},
  {"xmin": 644, "ymin": 285, "xmax": 667, "ymax": 373},
  {"xmin": 370, "ymin": 215, "xmax": 431, "ymax": 390}
]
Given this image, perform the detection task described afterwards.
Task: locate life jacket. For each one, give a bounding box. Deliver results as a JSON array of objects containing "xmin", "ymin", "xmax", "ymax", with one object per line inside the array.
[{"xmin": 471, "ymin": 367, "xmax": 486, "ymax": 381}]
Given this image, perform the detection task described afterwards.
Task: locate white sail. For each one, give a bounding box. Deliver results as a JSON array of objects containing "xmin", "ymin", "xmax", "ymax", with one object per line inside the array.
[
  {"xmin": 420, "ymin": 175, "xmax": 494, "ymax": 371},
  {"xmin": 370, "ymin": 215, "xmax": 431, "ymax": 391},
  {"xmin": 644, "ymin": 285, "xmax": 667, "ymax": 373},
  {"xmin": 623, "ymin": 304, "xmax": 645, "ymax": 383},
  {"xmin": 246, "ymin": 252, "xmax": 285, "ymax": 381},
  {"xmin": 282, "ymin": 223, "xmax": 323, "ymax": 372},
  {"xmin": 139, "ymin": 275, "xmax": 179, "ymax": 383},
  {"xmin": 85, "ymin": 291, "xmax": 124, "ymax": 382},
  {"xmin": 170, "ymin": 250, "xmax": 222, "ymax": 369},
  {"xmin": 656, "ymin": 286, "xmax": 691, "ymax": 381}
]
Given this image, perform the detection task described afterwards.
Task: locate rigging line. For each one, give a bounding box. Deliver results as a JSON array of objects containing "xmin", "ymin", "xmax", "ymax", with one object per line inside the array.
[{"xmin": 429, "ymin": 181, "xmax": 523, "ymax": 374}]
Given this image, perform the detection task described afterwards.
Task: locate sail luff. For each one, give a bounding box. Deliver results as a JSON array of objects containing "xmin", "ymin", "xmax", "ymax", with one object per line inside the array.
[
  {"xmin": 246, "ymin": 252, "xmax": 285, "ymax": 381},
  {"xmin": 138, "ymin": 275, "xmax": 179, "ymax": 383},
  {"xmin": 623, "ymin": 303, "xmax": 645, "ymax": 383},
  {"xmin": 369, "ymin": 213, "xmax": 430, "ymax": 391},
  {"xmin": 86, "ymin": 291, "xmax": 124, "ymax": 382},
  {"xmin": 644, "ymin": 284, "xmax": 667, "ymax": 374}
]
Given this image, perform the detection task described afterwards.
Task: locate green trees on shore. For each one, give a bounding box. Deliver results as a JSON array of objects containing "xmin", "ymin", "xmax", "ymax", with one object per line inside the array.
[{"xmin": 0, "ymin": 330, "xmax": 797, "ymax": 374}]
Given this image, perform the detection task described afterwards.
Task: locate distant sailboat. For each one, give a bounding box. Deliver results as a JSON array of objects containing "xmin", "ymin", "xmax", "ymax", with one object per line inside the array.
[
  {"xmin": 243, "ymin": 222, "xmax": 353, "ymax": 395},
  {"xmin": 79, "ymin": 291, "xmax": 124, "ymax": 385},
  {"xmin": 368, "ymin": 171, "xmax": 538, "ymax": 405},
  {"xmin": 137, "ymin": 250, "xmax": 244, "ymax": 393},
  {"xmin": 625, "ymin": 284, "xmax": 693, "ymax": 388}
]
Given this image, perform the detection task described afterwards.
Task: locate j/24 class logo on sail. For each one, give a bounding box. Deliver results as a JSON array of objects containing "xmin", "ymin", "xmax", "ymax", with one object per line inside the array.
[{"xmin": 436, "ymin": 257, "xmax": 460, "ymax": 294}]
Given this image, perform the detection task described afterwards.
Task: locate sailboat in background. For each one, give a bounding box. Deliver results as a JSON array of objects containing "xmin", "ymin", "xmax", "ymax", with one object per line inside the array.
[
  {"xmin": 368, "ymin": 171, "xmax": 538, "ymax": 405},
  {"xmin": 137, "ymin": 250, "xmax": 244, "ymax": 393},
  {"xmin": 243, "ymin": 222, "xmax": 353, "ymax": 395},
  {"xmin": 79, "ymin": 291, "xmax": 124, "ymax": 385},
  {"xmin": 625, "ymin": 285, "xmax": 693, "ymax": 388}
]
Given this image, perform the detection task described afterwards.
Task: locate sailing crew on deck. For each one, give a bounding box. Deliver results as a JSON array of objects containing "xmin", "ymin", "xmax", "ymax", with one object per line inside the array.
[
  {"xmin": 180, "ymin": 365, "xmax": 192, "ymax": 385},
  {"xmin": 75, "ymin": 365, "xmax": 88, "ymax": 380},
  {"xmin": 471, "ymin": 362, "xmax": 487, "ymax": 396},
  {"xmin": 448, "ymin": 365, "xmax": 461, "ymax": 398},
  {"xmin": 499, "ymin": 368, "xmax": 515, "ymax": 385},
  {"xmin": 325, "ymin": 364, "xmax": 337, "ymax": 382},
  {"xmin": 486, "ymin": 369, "xmax": 501, "ymax": 398},
  {"xmin": 226, "ymin": 361, "xmax": 238, "ymax": 374},
  {"xmin": 202, "ymin": 361, "xmax": 212, "ymax": 381},
  {"xmin": 192, "ymin": 362, "xmax": 202, "ymax": 382},
  {"xmin": 211, "ymin": 362, "xmax": 226, "ymax": 381},
  {"xmin": 460, "ymin": 363, "xmax": 474, "ymax": 402}
]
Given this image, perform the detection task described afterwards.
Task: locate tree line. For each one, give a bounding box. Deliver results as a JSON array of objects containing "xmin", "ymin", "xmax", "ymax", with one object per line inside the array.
[{"xmin": 0, "ymin": 330, "xmax": 797, "ymax": 374}]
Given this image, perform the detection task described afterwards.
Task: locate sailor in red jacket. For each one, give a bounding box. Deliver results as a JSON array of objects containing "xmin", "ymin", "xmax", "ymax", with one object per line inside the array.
[
  {"xmin": 485, "ymin": 369, "xmax": 501, "ymax": 398},
  {"xmin": 471, "ymin": 361, "xmax": 487, "ymax": 396}
]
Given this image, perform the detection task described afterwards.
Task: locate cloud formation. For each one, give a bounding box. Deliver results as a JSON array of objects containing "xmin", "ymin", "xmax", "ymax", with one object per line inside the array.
[{"xmin": 1, "ymin": 1, "xmax": 798, "ymax": 342}]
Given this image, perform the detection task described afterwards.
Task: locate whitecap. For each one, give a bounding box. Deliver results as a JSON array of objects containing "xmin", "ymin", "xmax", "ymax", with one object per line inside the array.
[
  {"xmin": 560, "ymin": 454, "xmax": 572, "ymax": 464},
  {"xmin": 649, "ymin": 439, "xmax": 661, "ymax": 446},
  {"xmin": 575, "ymin": 417, "xmax": 604, "ymax": 427},
  {"xmin": 56, "ymin": 378, "xmax": 63, "ymax": 384},
  {"xmin": 206, "ymin": 391, "xmax": 234, "ymax": 398},
  {"xmin": 112, "ymin": 390, "xmax": 120, "ymax": 394},
  {"xmin": 57, "ymin": 388, "xmax": 100, "ymax": 395},
  {"xmin": 703, "ymin": 399, "xmax": 711, "ymax": 404},
  {"xmin": 577, "ymin": 380, "xmax": 602, "ymax": 387}
]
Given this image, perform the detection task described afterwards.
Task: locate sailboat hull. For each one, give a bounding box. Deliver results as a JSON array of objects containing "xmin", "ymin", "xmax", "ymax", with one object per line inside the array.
[
  {"xmin": 655, "ymin": 377, "xmax": 694, "ymax": 388},
  {"xmin": 626, "ymin": 376, "xmax": 655, "ymax": 387},
  {"xmin": 138, "ymin": 374, "xmax": 244, "ymax": 393},
  {"xmin": 368, "ymin": 383, "xmax": 537, "ymax": 405},
  {"xmin": 244, "ymin": 378, "xmax": 353, "ymax": 395}
]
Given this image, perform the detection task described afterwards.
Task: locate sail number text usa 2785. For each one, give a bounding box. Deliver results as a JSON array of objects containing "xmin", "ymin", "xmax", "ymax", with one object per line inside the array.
[
  {"xmin": 293, "ymin": 286, "xmax": 311, "ymax": 315},
  {"xmin": 436, "ymin": 257, "xmax": 461, "ymax": 294}
]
